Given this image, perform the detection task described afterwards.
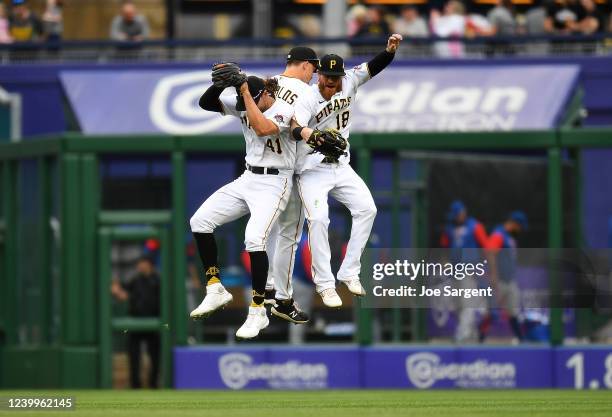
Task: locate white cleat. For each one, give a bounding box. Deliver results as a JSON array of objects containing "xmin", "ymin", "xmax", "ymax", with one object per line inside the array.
[
  {"xmin": 341, "ymin": 278, "xmax": 366, "ymax": 296},
  {"xmin": 236, "ymin": 305, "xmax": 269, "ymax": 339},
  {"xmin": 319, "ymin": 288, "xmax": 343, "ymax": 308},
  {"xmin": 190, "ymin": 283, "xmax": 233, "ymax": 320}
]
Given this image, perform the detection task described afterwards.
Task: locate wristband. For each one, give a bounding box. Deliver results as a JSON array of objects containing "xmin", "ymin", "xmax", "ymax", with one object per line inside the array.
[{"xmin": 292, "ymin": 126, "xmax": 305, "ymax": 141}]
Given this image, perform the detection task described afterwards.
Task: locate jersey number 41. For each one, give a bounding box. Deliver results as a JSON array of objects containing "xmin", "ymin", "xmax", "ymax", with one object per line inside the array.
[{"xmin": 266, "ymin": 137, "xmax": 282, "ymax": 154}]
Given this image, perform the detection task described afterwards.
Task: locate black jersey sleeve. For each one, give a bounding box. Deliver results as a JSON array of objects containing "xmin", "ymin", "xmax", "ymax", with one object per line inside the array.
[
  {"xmin": 367, "ymin": 49, "xmax": 395, "ymax": 78},
  {"xmin": 199, "ymin": 85, "xmax": 225, "ymax": 113}
]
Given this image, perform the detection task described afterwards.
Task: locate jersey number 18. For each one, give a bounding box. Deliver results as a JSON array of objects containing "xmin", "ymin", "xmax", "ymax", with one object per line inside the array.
[{"xmin": 336, "ymin": 111, "xmax": 349, "ymax": 130}]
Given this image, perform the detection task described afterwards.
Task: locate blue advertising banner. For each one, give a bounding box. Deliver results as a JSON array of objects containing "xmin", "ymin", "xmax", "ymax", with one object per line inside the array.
[
  {"xmin": 174, "ymin": 346, "xmax": 360, "ymax": 389},
  {"xmin": 362, "ymin": 347, "xmax": 457, "ymax": 389},
  {"xmin": 554, "ymin": 346, "xmax": 612, "ymax": 389},
  {"xmin": 60, "ymin": 65, "xmax": 579, "ymax": 135},
  {"xmin": 362, "ymin": 346, "xmax": 552, "ymax": 389},
  {"xmin": 174, "ymin": 347, "xmax": 268, "ymax": 389},
  {"xmin": 456, "ymin": 347, "xmax": 553, "ymax": 388},
  {"xmin": 174, "ymin": 345, "xmax": 571, "ymax": 390}
]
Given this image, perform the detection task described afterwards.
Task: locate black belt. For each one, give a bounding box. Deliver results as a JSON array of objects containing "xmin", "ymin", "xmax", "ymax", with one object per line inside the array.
[{"xmin": 246, "ymin": 164, "xmax": 279, "ymax": 175}]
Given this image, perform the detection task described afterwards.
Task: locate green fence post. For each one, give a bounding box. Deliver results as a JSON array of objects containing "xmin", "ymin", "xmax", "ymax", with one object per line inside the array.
[
  {"xmin": 548, "ymin": 146, "xmax": 564, "ymax": 346},
  {"xmin": 2, "ymin": 160, "xmax": 17, "ymax": 345},
  {"xmin": 391, "ymin": 155, "xmax": 402, "ymax": 342},
  {"xmin": 37, "ymin": 157, "xmax": 52, "ymax": 343},
  {"xmin": 572, "ymin": 148, "xmax": 584, "ymax": 248},
  {"xmin": 60, "ymin": 153, "xmax": 82, "ymax": 345},
  {"xmin": 97, "ymin": 227, "xmax": 112, "ymax": 388},
  {"xmin": 0, "ymin": 161, "xmax": 4, "ymax": 341},
  {"xmin": 412, "ymin": 159, "xmax": 429, "ymax": 342},
  {"xmin": 172, "ymin": 150, "xmax": 187, "ymax": 346},
  {"xmin": 81, "ymin": 154, "xmax": 98, "ymax": 344},
  {"xmin": 569, "ymin": 147, "xmax": 591, "ymax": 338},
  {"xmin": 159, "ymin": 228, "xmax": 172, "ymax": 388},
  {"xmin": 356, "ymin": 143, "xmax": 373, "ymax": 345}
]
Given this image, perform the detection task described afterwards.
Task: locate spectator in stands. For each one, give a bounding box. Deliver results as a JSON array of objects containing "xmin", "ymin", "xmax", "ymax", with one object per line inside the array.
[
  {"xmin": 354, "ymin": 6, "xmax": 390, "ymax": 38},
  {"xmin": 525, "ymin": 1, "xmax": 549, "ymax": 55},
  {"xmin": 466, "ymin": 13, "xmax": 492, "ymax": 37},
  {"xmin": 42, "ymin": 0, "xmax": 62, "ymax": 41},
  {"xmin": 9, "ymin": 0, "xmax": 43, "ymax": 42},
  {"xmin": 525, "ymin": 1, "xmax": 547, "ymax": 35},
  {"xmin": 347, "ymin": 4, "xmax": 368, "ymax": 37},
  {"xmin": 479, "ymin": 0, "xmax": 517, "ymax": 56},
  {"xmin": 110, "ymin": 0, "xmax": 150, "ymax": 42},
  {"xmin": 297, "ymin": 14, "xmax": 321, "ymax": 38},
  {"xmin": 487, "ymin": 0, "xmax": 516, "ymax": 36},
  {"xmin": 0, "ymin": 3, "xmax": 13, "ymax": 44},
  {"xmin": 111, "ymin": 255, "xmax": 161, "ymax": 389},
  {"xmin": 544, "ymin": 0, "xmax": 584, "ymax": 34},
  {"xmin": 577, "ymin": 0, "xmax": 604, "ymax": 34},
  {"xmin": 393, "ymin": 5, "xmax": 429, "ymax": 38},
  {"xmin": 430, "ymin": 0, "xmax": 467, "ymax": 57}
]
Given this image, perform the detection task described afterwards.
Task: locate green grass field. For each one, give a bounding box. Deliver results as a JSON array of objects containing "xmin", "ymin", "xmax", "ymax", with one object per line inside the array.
[{"xmin": 1, "ymin": 390, "xmax": 612, "ymax": 417}]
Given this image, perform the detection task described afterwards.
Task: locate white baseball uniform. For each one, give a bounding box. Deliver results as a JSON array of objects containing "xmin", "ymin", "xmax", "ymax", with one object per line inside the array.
[
  {"xmin": 189, "ymin": 93, "xmax": 296, "ymax": 253},
  {"xmin": 293, "ymin": 62, "xmax": 377, "ymax": 292},
  {"xmin": 267, "ymin": 75, "xmax": 316, "ymax": 300}
]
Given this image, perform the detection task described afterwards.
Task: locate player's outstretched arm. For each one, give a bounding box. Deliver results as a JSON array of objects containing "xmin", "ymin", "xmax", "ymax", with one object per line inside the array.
[
  {"xmin": 198, "ymin": 85, "xmax": 225, "ymax": 113},
  {"xmin": 239, "ymin": 82, "xmax": 279, "ymax": 137},
  {"xmin": 367, "ymin": 33, "xmax": 403, "ymax": 78}
]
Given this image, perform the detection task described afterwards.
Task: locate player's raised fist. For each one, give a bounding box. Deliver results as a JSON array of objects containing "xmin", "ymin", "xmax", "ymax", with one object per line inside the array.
[{"xmin": 386, "ymin": 34, "xmax": 403, "ymax": 53}]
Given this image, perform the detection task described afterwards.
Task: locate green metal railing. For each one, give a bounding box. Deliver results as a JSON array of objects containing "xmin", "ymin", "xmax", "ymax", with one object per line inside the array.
[{"xmin": 1, "ymin": 128, "xmax": 612, "ymax": 387}]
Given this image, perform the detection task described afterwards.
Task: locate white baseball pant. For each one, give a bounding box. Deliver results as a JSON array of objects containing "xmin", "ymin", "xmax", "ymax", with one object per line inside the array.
[
  {"xmin": 189, "ymin": 170, "xmax": 291, "ymax": 252},
  {"xmin": 270, "ymin": 183, "xmax": 306, "ymax": 300},
  {"xmin": 296, "ymin": 164, "xmax": 377, "ymax": 292},
  {"xmin": 265, "ymin": 221, "xmax": 279, "ymax": 291}
]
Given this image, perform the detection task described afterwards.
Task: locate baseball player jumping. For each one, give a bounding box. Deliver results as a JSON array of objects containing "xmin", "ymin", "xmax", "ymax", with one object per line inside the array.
[
  {"xmin": 274, "ymin": 34, "xmax": 403, "ymax": 310},
  {"xmin": 265, "ymin": 47, "xmax": 321, "ymax": 324},
  {"xmin": 189, "ymin": 62, "xmax": 344, "ymax": 337},
  {"xmin": 189, "ymin": 68, "xmax": 297, "ymax": 339}
]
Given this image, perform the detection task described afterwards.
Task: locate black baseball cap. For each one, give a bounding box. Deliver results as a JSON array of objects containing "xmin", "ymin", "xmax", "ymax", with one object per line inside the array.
[
  {"xmin": 319, "ymin": 54, "xmax": 345, "ymax": 76},
  {"xmin": 286, "ymin": 46, "xmax": 319, "ymax": 67},
  {"xmin": 235, "ymin": 76, "xmax": 266, "ymax": 111}
]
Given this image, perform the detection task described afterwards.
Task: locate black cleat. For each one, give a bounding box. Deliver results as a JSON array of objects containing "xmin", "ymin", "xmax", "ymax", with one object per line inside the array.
[
  {"xmin": 271, "ymin": 299, "xmax": 309, "ymax": 324},
  {"xmin": 264, "ymin": 288, "xmax": 276, "ymax": 305}
]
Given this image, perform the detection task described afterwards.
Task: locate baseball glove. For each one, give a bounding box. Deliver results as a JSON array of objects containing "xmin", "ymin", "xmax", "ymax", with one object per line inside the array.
[
  {"xmin": 211, "ymin": 62, "xmax": 247, "ymax": 89},
  {"xmin": 306, "ymin": 128, "xmax": 348, "ymax": 162}
]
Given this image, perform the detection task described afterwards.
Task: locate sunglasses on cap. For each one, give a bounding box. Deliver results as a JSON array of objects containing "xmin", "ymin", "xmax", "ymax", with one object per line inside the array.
[{"xmin": 308, "ymin": 61, "xmax": 319, "ymax": 73}]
